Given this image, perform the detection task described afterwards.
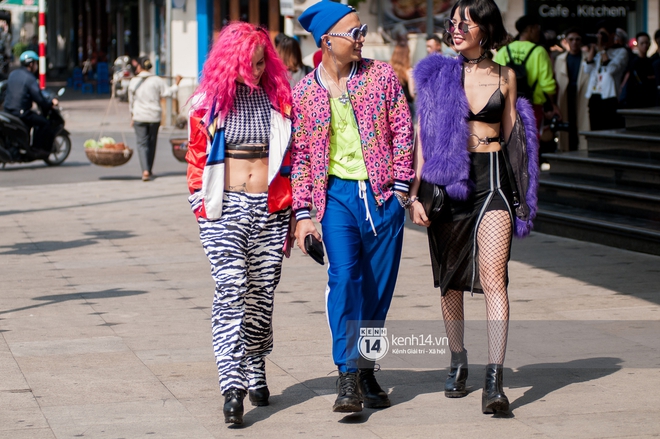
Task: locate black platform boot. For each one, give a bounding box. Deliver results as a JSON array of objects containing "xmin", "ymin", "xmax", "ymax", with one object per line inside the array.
[
  {"xmin": 223, "ymin": 388, "xmax": 246, "ymax": 424},
  {"xmin": 358, "ymin": 368, "xmax": 391, "ymax": 408},
  {"xmin": 445, "ymin": 349, "xmax": 468, "ymax": 398},
  {"xmin": 482, "ymin": 364, "xmax": 509, "ymax": 414},
  {"xmin": 248, "ymin": 386, "xmax": 270, "ymax": 406},
  {"xmin": 333, "ymin": 371, "xmax": 363, "ymax": 413}
]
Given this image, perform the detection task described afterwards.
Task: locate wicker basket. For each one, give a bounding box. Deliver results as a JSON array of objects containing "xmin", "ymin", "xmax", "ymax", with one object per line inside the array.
[
  {"xmin": 85, "ymin": 145, "xmax": 133, "ymax": 167},
  {"xmin": 170, "ymin": 138, "xmax": 188, "ymax": 163}
]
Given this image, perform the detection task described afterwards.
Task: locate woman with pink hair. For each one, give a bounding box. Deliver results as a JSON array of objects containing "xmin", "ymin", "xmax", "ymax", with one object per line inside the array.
[{"xmin": 185, "ymin": 22, "xmax": 294, "ymax": 425}]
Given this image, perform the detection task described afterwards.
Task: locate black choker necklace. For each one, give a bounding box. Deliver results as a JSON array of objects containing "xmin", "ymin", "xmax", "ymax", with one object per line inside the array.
[{"xmin": 461, "ymin": 52, "xmax": 487, "ymax": 64}]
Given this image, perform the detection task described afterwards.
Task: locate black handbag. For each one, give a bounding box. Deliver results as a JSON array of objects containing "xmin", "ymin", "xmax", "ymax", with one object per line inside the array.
[{"xmin": 417, "ymin": 179, "xmax": 447, "ymax": 222}]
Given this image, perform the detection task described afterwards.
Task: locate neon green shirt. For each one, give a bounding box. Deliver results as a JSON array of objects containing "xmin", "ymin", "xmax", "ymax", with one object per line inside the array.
[
  {"xmin": 494, "ymin": 40, "xmax": 557, "ymax": 105},
  {"xmin": 328, "ymin": 97, "xmax": 367, "ymax": 180}
]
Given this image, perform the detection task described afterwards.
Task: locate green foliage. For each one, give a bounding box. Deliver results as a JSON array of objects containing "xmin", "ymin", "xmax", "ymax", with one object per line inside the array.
[
  {"xmin": 348, "ymin": 0, "xmax": 367, "ymax": 9},
  {"xmin": 12, "ymin": 42, "xmax": 27, "ymax": 60}
]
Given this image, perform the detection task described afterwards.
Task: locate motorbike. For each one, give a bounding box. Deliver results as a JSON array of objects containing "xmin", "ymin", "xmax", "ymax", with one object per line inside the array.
[
  {"xmin": 112, "ymin": 55, "xmax": 134, "ymax": 102},
  {"xmin": 0, "ymin": 82, "xmax": 71, "ymax": 167}
]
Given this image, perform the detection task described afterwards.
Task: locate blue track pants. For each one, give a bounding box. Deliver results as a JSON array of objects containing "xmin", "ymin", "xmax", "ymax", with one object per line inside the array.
[{"xmin": 321, "ymin": 176, "xmax": 405, "ymax": 372}]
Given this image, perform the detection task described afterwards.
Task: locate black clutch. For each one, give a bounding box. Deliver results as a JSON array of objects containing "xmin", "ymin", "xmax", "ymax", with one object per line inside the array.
[
  {"xmin": 417, "ymin": 179, "xmax": 447, "ymax": 222},
  {"xmin": 304, "ymin": 234, "xmax": 325, "ymax": 265}
]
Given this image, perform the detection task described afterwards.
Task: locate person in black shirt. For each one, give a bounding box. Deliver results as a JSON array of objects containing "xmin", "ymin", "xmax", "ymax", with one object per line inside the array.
[
  {"xmin": 622, "ymin": 32, "xmax": 657, "ymax": 108},
  {"xmin": 3, "ymin": 50, "xmax": 58, "ymax": 158}
]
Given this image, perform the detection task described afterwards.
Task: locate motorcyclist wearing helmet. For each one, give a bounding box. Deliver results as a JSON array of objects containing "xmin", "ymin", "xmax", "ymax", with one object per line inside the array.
[{"xmin": 3, "ymin": 50, "xmax": 59, "ymax": 158}]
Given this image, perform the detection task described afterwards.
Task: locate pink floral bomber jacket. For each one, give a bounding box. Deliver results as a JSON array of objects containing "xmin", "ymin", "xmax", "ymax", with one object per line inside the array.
[{"xmin": 290, "ymin": 59, "xmax": 415, "ymax": 221}]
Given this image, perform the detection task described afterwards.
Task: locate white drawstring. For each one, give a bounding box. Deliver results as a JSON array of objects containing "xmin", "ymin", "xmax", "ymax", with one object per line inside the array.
[{"xmin": 358, "ymin": 180, "xmax": 377, "ymax": 236}]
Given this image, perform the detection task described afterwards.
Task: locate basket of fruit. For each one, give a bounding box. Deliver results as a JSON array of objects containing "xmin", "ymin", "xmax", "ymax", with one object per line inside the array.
[
  {"xmin": 84, "ymin": 137, "xmax": 133, "ymax": 167},
  {"xmin": 170, "ymin": 138, "xmax": 188, "ymax": 163}
]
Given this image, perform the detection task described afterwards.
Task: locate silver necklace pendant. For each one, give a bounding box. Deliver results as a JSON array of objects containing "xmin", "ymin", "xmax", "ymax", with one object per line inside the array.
[{"xmin": 338, "ymin": 93, "xmax": 350, "ymax": 105}]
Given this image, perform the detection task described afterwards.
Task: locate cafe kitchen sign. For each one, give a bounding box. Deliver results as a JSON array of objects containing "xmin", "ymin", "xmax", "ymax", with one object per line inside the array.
[{"xmin": 527, "ymin": 0, "xmax": 635, "ymax": 31}]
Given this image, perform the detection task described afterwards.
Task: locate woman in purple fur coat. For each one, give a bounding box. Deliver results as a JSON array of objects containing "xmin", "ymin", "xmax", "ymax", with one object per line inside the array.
[{"xmin": 409, "ymin": 0, "xmax": 539, "ymax": 415}]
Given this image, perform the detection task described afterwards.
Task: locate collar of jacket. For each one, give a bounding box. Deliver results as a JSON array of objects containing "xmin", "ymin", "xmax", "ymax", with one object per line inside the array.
[{"xmin": 314, "ymin": 60, "xmax": 359, "ymax": 90}]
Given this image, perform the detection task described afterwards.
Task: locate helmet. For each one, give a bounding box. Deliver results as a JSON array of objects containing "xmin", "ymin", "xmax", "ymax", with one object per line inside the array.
[{"xmin": 19, "ymin": 50, "xmax": 39, "ymax": 66}]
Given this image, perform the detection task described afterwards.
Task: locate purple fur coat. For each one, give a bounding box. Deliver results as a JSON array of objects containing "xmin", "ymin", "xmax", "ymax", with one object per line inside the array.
[{"xmin": 413, "ymin": 54, "xmax": 539, "ymax": 237}]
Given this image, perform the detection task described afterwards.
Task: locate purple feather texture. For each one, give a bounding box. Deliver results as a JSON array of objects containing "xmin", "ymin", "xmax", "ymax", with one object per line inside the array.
[
  {"xmin": 514, "ymin": 98, "xmax": 539, "ymax": 238},
  {"xmin": 413, "ymin": 55, "xmax": 472, "ymax": 200}
]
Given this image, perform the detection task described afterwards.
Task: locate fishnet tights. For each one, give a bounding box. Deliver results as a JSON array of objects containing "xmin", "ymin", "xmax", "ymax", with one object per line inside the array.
[{"xmin": 441, "ymin": 210, "xmax": 512, "ymax": 364}]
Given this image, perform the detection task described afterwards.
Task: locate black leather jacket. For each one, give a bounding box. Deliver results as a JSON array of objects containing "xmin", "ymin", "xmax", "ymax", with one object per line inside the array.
[{"xmin": 3, "ymin": 67, "xmax": 52, "ymax": 117}]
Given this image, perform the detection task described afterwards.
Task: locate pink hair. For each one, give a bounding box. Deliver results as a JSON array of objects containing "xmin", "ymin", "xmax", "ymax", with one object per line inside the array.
[{"xmin": 193, "ymin": 22, "xmax": 291, "ymax": 119}]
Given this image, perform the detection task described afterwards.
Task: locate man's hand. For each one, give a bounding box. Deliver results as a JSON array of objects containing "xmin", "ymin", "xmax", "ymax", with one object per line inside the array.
[
  {"xmin": 585, "ymin": 44, "xmax": 597, "ymax": 62},
  {"xmin": 175, "ymin": 75, "xmax": 183, "ymax": 86},
  {"xmin": 294, "ymin": 218, "xmax": 321, "ymax": 254},
  {"xmin": 51, "ymin": 98, "xmax": 59, "ymax": 107}
]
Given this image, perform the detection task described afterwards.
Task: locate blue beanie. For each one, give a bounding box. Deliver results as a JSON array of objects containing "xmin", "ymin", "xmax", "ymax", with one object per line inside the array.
[{"xmin": 298, "ymin": 1, "xmax": 355, "ymax": 48}]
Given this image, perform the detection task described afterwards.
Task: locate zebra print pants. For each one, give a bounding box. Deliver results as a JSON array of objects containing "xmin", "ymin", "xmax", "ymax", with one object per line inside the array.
[{"xmin": 198, "ymin": 191, "xmax": 290, "ymax": 394}]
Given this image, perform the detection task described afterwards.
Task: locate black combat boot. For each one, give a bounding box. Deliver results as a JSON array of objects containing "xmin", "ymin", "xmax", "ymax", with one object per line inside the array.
[
  {"xmin": 444, "ymin": 349, "xmax": 468, "ymax": 398},
  {"xmin": 358, "ymin": 368, "xmax": 391, "ymax": 408},
  {"xmin": 333, "ymin": 371, "xmax": 363, "ymax": 412},
  {"xmin": 223, "ymin": 388, "xmax": 246, "ymax": 424},
  {"xmin": 248, "ymin": 386, "xmax": 270, "ymax": 406},
  {"xmin": 482, "ymin": 364, "xmax": 509, "ymax": 414}
]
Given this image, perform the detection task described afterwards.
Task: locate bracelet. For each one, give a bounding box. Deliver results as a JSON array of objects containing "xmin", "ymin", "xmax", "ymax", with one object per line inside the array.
[{"xmin": 394, "ymin": 192, "xmax": 418, "ymax": 209}]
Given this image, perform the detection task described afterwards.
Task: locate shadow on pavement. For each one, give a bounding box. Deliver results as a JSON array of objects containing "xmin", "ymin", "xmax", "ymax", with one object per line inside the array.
[
  {"xmin": 237, "ymin": 358, "xmax": 621, "ymax": 426},
  {"xmin": 0, "ymin": 230, "xmax": 134, "ymax": 255},
  {"xmin": 0, "ymin": 288, "xmax": 148, "ymax": 316},
  {"xmin": 507, "ymin": 357, "xmax": 622, "ymax": 412},
  {"xmin": 0, "ymin": 162, "xmax": 90, "ymax": 171}
]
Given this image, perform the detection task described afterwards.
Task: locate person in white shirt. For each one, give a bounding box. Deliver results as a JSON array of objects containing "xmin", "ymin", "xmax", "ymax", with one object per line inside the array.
[
  {"xmin": 583, "ymin": 21, "xmax": 628, "ymax": 131},
  {"xmin": 128, "ymin": 56, "xmax": 181, "ymax": 181}
]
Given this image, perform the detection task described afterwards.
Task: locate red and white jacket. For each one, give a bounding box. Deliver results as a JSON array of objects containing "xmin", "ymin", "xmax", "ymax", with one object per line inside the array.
[{"xmin": 185, "ymin": 102, "xmax": 293, "ymax": 220}]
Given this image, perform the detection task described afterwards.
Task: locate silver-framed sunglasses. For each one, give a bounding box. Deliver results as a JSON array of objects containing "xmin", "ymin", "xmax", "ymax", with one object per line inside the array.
[
  {"xmin": 444, "ymin": 19, "xmax": 479, "ymax": 35},
  {"xmin": 328, "ymin": 24, "xmax": 368, "ymax": 41}
]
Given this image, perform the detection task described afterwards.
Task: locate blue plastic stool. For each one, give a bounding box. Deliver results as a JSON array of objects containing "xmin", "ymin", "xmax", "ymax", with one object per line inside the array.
[
  {"xmin": 81, "ymin": 83, "xmax": 94, "ymax": 94},
  {"xmin": 72, "ymin": 67, "xmax": 83, "ymax": 91}
]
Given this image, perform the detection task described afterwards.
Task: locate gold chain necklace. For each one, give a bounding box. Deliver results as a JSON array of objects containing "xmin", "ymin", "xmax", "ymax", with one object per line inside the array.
[{"xmin": 329, "ymin": 97, "xmax": 352, "ymax": 133}]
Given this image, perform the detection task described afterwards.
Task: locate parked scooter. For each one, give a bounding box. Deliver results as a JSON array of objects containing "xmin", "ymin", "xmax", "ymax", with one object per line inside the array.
[
  {"xmin": 112, "ymin": 55, "xmax": 134, "ymax": 102},
  {"xmin": 0, "ymin": 83, "xmax": 71, "ymax": 167}
]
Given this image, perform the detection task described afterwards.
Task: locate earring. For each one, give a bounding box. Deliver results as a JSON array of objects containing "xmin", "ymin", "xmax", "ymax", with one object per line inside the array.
[{"xmin": 479, "ymin": 38, "xmax": 484, "ymax": 46}]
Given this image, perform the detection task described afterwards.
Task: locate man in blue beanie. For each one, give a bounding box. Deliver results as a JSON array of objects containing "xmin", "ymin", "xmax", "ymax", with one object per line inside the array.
[{"xmin": 292, "ymin": 0, "xmax": 415, "ymax": 413}]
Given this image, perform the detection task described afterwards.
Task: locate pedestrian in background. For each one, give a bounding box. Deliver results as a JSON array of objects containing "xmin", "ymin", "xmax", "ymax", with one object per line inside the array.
[
  {"xmin": 494, "ymin": 14, "xmax": 560, "ymax": 131},
  {"xmin": 583, "ymin": 21, "xmax": 629, "ymax": 130},
  {"xmin": 276, "ymin": 35, "xmax": 313, "ymax": 87},
  {"xmin": 293, "ymin": 0, "xmax": 414, "ymax": 414},
  {"xmin": 411, "ymin": 0, "xmax": 539, "ymax": 415},
  {"xmin": 649, "ymin": 29, "xmax": 660, "ymax": 63},
  {"xmin": 389, "ymin": 40, "xmax": 415, "ymax": 119},
  {"xmin": 621, "ymin": 32, "xmax": 657, "ymax": 109},
  {"xmin": 185, "ymin": 22, "xmax": 294, "ymax": 425},
  {"xmin": 554, "ymin": 27, "xmax": 590, "ymax": 151},
  {"xmin": 128, "ymin": 56, "xmax": 181, "ymax": 181}
]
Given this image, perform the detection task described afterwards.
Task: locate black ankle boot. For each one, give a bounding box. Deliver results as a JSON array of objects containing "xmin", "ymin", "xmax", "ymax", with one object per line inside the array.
[
  {"xmin": 445, "ymin": 349, "xmax": 468, "ymax": 398},
  {"xmin": 333, "ymin": 371, "xmax": 362, "ymax": 413},
  {"xmin": 358, "ymin": 369, "xmax": 391, "ymax": 408},
  {"xmin": 223, "ymin": 388, "xmax": 246, "ymax": 424},
  {"xmin": 248, "ymin": 386, "xmax": 270, "ymax": 406},
  {"xmin": 482, "ymin": 364, "xmax": 509, "ymax": 414}
]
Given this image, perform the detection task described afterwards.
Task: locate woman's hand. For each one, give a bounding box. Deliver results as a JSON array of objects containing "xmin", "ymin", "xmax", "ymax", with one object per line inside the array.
[
  {"xmin": 294, "ymin": 218, "xmax": 322, "ymax": 254},
  {"xmin": 409, "ymin": 200, "xmax": 430, "ymax": 227}
]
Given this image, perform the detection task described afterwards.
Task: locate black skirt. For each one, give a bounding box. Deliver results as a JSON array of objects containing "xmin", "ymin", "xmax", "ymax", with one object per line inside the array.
[{"xmin": 427, "ymin": 151, "xmax": 514, "ymax": 295}]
